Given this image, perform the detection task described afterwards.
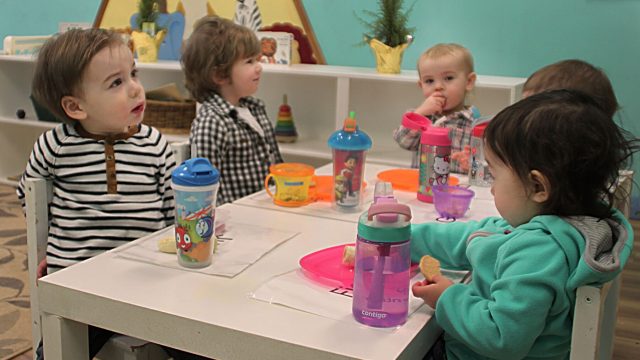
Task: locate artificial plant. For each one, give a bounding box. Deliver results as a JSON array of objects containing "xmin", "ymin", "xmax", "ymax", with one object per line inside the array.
[
  {"xmin": 357, "ymin": 0, "xmax": 416, "ymax": 47},
  {"xmin": 136, "ymin": 0, "xmax": 160, "ymax": 32}
]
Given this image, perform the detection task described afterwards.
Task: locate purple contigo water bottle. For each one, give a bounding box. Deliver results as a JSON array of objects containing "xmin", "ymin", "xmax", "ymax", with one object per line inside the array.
[{"xmin": 352, "ymin": 201, "xmax": 412, "ymax": 327}]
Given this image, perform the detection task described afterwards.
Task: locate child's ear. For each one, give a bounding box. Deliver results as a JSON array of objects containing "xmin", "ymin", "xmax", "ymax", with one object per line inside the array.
[
  {"xmin": 466, "ymin": 72, "xmax": 477, "ymax": 91},
  {"xmin": 60, "ymin": 96, "xmax": 87, "ymax": 121},
  {"xmin": 529, "ymin": 170, "xmax": 550, "ymax": 203},
  {"xmin": 211, "ymin": 70, "xmax": 229, "ymax": 86}
]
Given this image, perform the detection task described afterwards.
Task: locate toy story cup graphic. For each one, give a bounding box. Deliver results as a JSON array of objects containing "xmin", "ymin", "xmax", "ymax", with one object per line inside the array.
[
  {"xmin": 264, "ymin": 163, "xmax": 315, "ymax": 207},
  {"xmin": 171, "ymin": 158, "xmax": 220, "ymax": 268},
  {"xmin": 327, "ymin": 111, "xmax": 372, "ymax": 210}
]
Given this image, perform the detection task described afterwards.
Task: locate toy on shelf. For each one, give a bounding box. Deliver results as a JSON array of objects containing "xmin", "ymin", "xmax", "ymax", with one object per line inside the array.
[{"xmin": 274, "ymin": 94, "xmax": 298, "ymax": 143}]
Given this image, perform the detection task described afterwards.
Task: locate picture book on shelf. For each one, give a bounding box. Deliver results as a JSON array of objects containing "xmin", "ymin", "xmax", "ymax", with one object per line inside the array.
[{"xmin": 256, "ymin": 31, "xmax": 293, "ymax": 65}]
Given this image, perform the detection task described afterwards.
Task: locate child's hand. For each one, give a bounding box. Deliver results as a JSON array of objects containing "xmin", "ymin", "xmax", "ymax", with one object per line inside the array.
[
  {"xmin": 411, "ymin": 275, "xmax": 453, "ymax": 308},
  {"xmin": 416, "ymin": 92, "xmax": 446, "ymax": 116},
  {"xmin": 37, "ymin": 258, "xmax": 47, "ymax": 279},
  {"xmin": 451, "ymin": 145, "xmax": 472, "ymax": 173}
]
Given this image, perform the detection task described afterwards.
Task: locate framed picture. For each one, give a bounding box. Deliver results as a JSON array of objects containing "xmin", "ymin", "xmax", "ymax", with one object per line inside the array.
[{"xmin": 93, "ymin": 0, "xmax": 325, "ymax": 64}]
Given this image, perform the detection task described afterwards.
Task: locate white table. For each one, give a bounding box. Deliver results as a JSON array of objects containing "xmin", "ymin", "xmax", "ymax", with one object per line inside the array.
[
  {"xmin": 39, "ymin": 204, "xmax": 444, "ymax": 360},
  {"xmin": 235, "ymin": 162, "xmax": 499, "ymax": 223}
]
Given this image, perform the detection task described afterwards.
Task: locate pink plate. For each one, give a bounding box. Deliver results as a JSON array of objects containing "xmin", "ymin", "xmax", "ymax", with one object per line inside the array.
[
  {"xmin": 299, "ymin": 244, "xmax": 419, "ymax": 288},
  {"xmin": 299, "ymin": 244, "xmax": 355, "ymax": 288}
]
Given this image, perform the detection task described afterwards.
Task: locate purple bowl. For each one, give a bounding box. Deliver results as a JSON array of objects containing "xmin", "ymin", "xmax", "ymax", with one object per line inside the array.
[{"xmin": 432, "ymin": 185, "xmax": 475, "ymax": 219}]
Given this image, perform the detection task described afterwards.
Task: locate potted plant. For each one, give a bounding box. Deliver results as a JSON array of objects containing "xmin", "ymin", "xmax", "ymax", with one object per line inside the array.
[
  {"xmin": 357, "ymin": 0, "xmax": 416, "ymax": 74},
  {"xmin": 136, "ymin": 0, "xmax": 160, "ymax": 35},
  {"xmin": 132, "ymin": 0, "xmax": 166, "ymax": 62}
]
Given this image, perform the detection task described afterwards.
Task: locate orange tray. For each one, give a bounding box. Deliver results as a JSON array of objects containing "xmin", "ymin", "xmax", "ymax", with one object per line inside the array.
[{"xmin": 376, "ymin": 168, "xmax": 459, "ymax": 192}]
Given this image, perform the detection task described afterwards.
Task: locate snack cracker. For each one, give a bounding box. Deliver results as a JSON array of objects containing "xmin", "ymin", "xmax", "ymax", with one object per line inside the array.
[
  {"xmin": 157, "ymin": 235, "xmax": 177, "ymax": 254},
  {"xmin": 419, "ymin": 255, "xmax": 441, "ymax": 282},
  {"xmin": 342, "ymin": 245, "xmax": 356, "ymax": 267}
]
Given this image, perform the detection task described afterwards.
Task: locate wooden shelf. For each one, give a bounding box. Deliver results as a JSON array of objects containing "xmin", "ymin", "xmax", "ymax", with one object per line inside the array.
[{"xmin": 0, "ymin": 55, "xmax": 525, "ymax": 174}]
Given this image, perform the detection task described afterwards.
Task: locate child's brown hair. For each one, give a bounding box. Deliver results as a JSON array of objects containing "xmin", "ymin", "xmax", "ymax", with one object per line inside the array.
[
  {"xmin": 181, "ymin": 16, "xmax": 261, "ymax": 102},
  {"xmin": 523, "ymin": 59, "xmax": 618, "ymax": 117},
  {"xmin": 31, "ymin": 28, "xmax": 124, "ymax": 124}
]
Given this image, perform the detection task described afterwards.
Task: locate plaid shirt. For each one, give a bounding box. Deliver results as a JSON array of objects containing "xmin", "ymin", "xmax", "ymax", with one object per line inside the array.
[
  {"xmin": 190, "ymin": 93, "xmax": 283, "ymax": 205},
  {"xmin": 393, "ymin": 106, "xmax": 478, "ymax": 173}
]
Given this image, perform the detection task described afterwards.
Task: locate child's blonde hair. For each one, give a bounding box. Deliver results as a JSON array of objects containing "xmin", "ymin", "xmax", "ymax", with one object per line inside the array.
[
  {"xmin": 181, "ymin": 16, "xmax": 261, "ymax": 102},
  {"xmin": 31, "ymin": 28, "xmax": 124, "ymax": 124},
  {"xmin": 418, "ymin": 43, "xmax": 475, "ymax": 75}
]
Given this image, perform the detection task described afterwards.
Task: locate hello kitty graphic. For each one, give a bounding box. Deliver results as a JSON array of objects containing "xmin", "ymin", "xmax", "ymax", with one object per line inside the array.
[{"xmin": 428, "ymin": 155, "xmax": 450, "ymax": 186}]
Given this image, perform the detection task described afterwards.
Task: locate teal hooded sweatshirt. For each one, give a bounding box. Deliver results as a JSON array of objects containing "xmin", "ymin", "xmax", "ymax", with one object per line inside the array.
[{"xmin": 410, "ymin": 211, "xmax": 632, "ymax": 360}]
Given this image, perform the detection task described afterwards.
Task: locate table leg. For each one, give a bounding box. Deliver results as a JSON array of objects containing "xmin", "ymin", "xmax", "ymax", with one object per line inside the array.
[{"xmin": 42, "ymin": 313, "xmax": 88, "ymax": 359}]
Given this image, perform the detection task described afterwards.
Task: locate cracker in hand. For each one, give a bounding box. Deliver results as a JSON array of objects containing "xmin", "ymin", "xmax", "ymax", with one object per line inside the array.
[{"xmin": 419, "ymin": 255, "xmax": 441, "ymax": 282}]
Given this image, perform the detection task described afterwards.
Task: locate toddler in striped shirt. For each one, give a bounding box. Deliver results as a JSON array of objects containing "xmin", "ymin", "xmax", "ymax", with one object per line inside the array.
[{"xmin": 19, "ymin": 27, "xmax": 210, "ymax": 360}]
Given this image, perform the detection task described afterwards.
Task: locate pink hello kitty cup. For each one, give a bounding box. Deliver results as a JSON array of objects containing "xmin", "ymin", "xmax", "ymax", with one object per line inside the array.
[{"xmin": 417, "ymin": 126, "xmax": 451, "ymax": 203}]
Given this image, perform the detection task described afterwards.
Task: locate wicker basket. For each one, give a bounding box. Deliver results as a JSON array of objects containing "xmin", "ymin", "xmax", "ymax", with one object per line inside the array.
[{"xmin": 143, "ymin": 99, "xmax": 196, "ymax": 134}]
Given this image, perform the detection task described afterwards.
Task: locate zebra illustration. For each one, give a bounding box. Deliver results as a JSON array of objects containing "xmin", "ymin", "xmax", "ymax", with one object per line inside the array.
[{"xmin": 234, "ymin": 0, "xmax": 262, "ymax": 31}]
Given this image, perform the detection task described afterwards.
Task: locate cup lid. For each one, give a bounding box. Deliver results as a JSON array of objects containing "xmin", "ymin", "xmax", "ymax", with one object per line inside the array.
[
  {"xmin": 327, "ymin": 126, "xmax": 372, "ymax": 151},
  {"xmin": 270, "ymin": 163, "xmax": 314, "ymax": 177},
  {"xmin": 172, "ymin": 157, "xmax": 220, "ymax": 186},
  {"xmin": 328, "ymin": 112, "xmax": 372, "ymax": 151},
  {"xmin": 421, "ymin": 126, "xmax": 451, "ymax": 146},
  {"xmin": 402, "ymin": 112, "xmax": 430, "ymax": 131},
  {"xmin": 357, "ymin": 203, "xmax": 412, "ymax": 243},
  {"xmin": 472, "ymin": 122, "xmax": 489, "ymax": 137}
]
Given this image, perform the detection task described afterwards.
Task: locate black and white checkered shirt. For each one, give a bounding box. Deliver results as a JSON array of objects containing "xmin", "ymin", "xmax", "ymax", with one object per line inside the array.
[{"xmin": 190, "ymin": 93, "xmax": 283, "ymax": 205}]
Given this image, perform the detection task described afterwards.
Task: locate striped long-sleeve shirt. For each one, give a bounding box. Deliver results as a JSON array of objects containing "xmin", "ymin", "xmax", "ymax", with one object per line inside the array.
[{"xmin": 17, "ymin": 123, "xmax": 175, "ymax": 271}]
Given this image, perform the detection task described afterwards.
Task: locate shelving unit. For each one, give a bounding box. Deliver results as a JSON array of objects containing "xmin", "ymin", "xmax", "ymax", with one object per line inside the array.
[{"xmin": 0, "ymin": 54, "xmax": 525, "ymax": 186}]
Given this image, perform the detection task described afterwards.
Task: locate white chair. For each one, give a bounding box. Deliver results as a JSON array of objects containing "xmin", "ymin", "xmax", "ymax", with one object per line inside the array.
[
  {"xmin": 25, "ymin": 179, "xmax": 169, "ymax": 359},
  {"xmin": 171, "ymin": 140, "xmax": 190, "ymax": 165},
  {"xmin": 570, "ymin": 170, "xmax": 633, "ymax": 360},
  {"xmin": 24, "ymin": 139, "xmax": 191, "ymax": 359},
  {"xmin": 571, "ymin": 275, "xmax": 621, "ymax": 360}
]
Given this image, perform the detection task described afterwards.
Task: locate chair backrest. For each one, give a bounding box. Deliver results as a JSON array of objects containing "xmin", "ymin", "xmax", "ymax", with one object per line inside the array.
[
  {"xmin": 25, "ymin": 178, "xmax": 52, "ymax": 351},
  {"xmin": 171, "ymin": 140, "xmax": 190, "ymax": 165},
  {"xmin": 570, "ymin": 170, "xmax": 632, "ymax": 360},
  {"xmin": 570, "ymin": 275, "xmax": 620, "ymax": 360},
  {"xmin": 613, "ymin": 170, "xmax": 633, "ymax": 218}
]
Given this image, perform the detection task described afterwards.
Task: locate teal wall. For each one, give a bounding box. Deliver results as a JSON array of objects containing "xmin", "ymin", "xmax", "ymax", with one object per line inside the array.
[{"xmin": 2, "ymin": 0, "xmax": 640, "ymax": 213}]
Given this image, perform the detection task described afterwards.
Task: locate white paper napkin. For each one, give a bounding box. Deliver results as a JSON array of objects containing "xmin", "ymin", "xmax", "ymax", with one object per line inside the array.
[
  {"xmin": 114, "ymin": 223, "xmax": 299, "ymax": 277},
  {"xmin": 251, "ymin": 268, "xmax": 467, "ymax": 327}
]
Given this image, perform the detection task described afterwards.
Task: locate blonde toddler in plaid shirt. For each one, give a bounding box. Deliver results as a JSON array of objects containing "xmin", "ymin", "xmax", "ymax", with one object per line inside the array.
[{"xmin": 393, "ymin": 43, "xmax": 479, "ymax": 173}]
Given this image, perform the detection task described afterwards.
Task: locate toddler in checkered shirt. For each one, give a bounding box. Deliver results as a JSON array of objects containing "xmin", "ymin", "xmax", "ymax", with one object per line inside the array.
[
  {"xmin": 182, "ymin": 16, "xmax": 283, "ymax": 205},
  {"xmin": 393, "ymin": 43, "xmax": 479, "ymax": 173}
]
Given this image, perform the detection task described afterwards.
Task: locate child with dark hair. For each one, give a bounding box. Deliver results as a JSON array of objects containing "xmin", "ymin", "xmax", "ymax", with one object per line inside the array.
[
  {"xmin": 182, "ymin": 16, "xmax": 283, "ymax": 205},
  {"xmin": 411, "ymin": 90, "xmax": 639, "ymax": 359}
]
